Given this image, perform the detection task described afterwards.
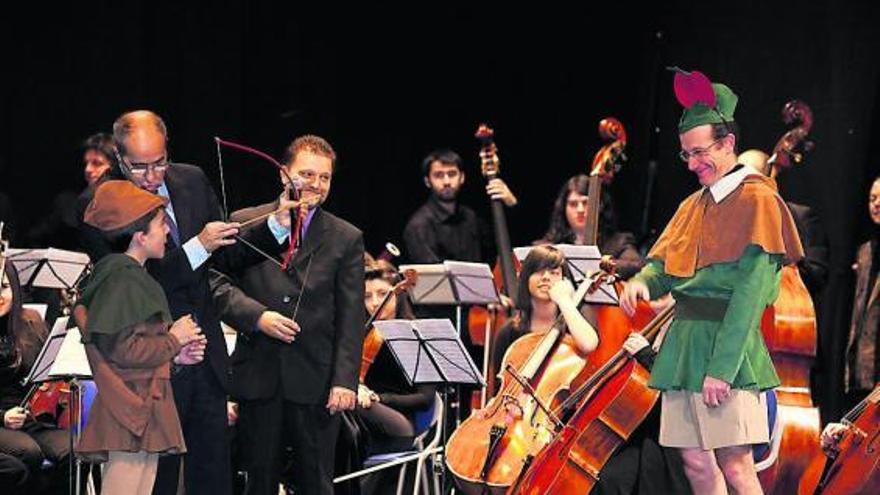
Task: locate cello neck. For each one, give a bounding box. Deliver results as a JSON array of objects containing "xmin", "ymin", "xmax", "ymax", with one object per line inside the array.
[
  {"xmin": 583, "ymin": 173, "xmax": 603, "ymax": 245},
  {"xmin": 842, "ymin": 385, "xmax": 880, "ymax": 423}
]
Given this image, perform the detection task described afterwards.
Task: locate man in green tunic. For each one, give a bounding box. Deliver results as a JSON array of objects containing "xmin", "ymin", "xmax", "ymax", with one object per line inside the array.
[{"xmin": 621, "ymin": 75, "xmax": 803, "ymax": 495}]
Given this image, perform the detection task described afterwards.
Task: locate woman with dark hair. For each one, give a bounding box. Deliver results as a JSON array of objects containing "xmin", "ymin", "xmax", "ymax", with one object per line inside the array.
[
  {"xmin": 538, "ymin": 174, "xmax": 644, "ymax": 280},
  {"xmin": 0, "ymin": 262, "xmax": 71, "ymax": 494},
  {"xmin": 491, "ymin": 245, "xmax": 599, "ymax": 376},
  {"xmin": 82, "ymin": 132, "xmax": 119, "ymax": 187}
]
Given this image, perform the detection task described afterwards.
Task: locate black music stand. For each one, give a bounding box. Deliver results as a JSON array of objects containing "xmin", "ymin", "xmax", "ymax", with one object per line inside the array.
[{"xmin": 373, "ymin": 318, "xmax": 484, "ymax": 494}]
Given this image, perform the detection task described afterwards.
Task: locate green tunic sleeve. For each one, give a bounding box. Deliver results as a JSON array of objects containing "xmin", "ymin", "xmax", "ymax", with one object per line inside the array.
[
  {"xmin": 633, "ymin": 259, "xmax": 676, "ymax": 300},
  {"xmin": 705, "ymin": 245, "xmax": 781, "ymax": 383}
]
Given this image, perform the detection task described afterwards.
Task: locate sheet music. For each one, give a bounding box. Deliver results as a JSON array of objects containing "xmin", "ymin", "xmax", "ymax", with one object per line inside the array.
[
  {"xmin": 412, "ymin": 319, "xmax": 483, "ymax": 385},
  {"xmin": 373, "ymin": 320, "xmax": 442, "ymax": 385},
  {"xmin": 27, "ymin": 317, "xmax": 72, "ymax": 383},
  {"xmin": 443, "ymin": 260, "xmax": 498, "ymax": 305},
  {"xmin": 7, "ymin": 248, "xmax": 90, "ymax": 289},
  {"xmin": 49, "ymin": 326, "xmax": 92, "ymax": 378},
  {"xmin": 398, "ymin": 264, "xmax": 457, "ymax": 305}
]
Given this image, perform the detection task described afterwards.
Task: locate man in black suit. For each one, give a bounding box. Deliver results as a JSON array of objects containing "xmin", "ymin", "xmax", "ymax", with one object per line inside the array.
[
  {"xmin": 79, "ymin": 110, "xmax": 294, "ymax": 495},
  {"xmin": 212, "ymin": 135, "xmax": 364, "ymax": 495}
]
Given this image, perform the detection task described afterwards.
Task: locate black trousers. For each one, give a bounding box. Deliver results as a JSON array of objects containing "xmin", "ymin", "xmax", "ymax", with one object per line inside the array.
[
  {"xmin": 0, "ymin": 425, "xmax": 70, "ymax": 494},
  {"xmin": 342, "ymin": 403, "xmax": 416, "ymax": 495},
  {"xmin": 355, "ymin": 402, "xmax": 415, "ymax": 455},
  {"xmin": 238, "ymin": 394, "xmax": 341, "ymax": 495},
  {"xmin": 153, "ymin": 363, "xmax": 231, "ymax": 495}
]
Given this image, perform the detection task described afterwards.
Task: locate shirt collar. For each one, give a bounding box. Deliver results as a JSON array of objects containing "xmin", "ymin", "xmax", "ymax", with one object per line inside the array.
[
  {"xmin": 156, "ymin": 182, "xmax": 170, "ymax": 199},
  {"xmin": 708, "ymin": 164, "xmax": 757, "ymax": 202},
  {"xmin": 301, "ymin": 207, "xmax": 318, "ymax": 236}
]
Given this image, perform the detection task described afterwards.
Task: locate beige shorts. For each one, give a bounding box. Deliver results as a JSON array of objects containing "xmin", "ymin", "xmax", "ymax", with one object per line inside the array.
[{"xmin": 659, "ymin": 389, "xmax": 769, "ymax": 450}]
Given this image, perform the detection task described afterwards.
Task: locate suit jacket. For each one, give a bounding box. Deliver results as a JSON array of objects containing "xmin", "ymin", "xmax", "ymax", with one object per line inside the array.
[
  {"xmin": 212, "ymin": 203, "xmax": 365, "ymax": 404},
  {"xmin": 78, "ymin": 163, "xmax": 278, "ymax": 389}
]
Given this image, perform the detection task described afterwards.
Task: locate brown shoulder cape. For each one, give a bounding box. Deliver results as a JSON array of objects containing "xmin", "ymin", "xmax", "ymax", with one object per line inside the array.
[{"xmin": 648, "ymin": 173, "xmax": 803, "ymax": 277}]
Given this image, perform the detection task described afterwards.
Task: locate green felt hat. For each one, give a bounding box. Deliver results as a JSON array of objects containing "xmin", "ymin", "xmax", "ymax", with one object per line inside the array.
[{"xmin": 678, "ymin": 83, "xmax": 738, "ymax": 133}]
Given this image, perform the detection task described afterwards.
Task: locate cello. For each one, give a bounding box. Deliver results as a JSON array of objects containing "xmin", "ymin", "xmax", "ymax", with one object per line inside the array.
[
  {"xmin": 510, "ymin": 297, "xmax": 674, "ymax": 494},
  {"xmin": 742, "ymin": 100, "xmax": 823, "ymax": 494},
  {"xmin": 446, "ymin": 274, "xmax": 595, "ymax": 494},
  {"xmin": 798, "ymin": 385, "xmax": 880, "ymax": 494}
]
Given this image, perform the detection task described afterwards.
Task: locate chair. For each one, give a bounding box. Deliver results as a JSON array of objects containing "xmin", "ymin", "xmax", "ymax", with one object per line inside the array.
[{"xmin": 334, "ymin": 392, "xmax": 444, "ymax": 495}]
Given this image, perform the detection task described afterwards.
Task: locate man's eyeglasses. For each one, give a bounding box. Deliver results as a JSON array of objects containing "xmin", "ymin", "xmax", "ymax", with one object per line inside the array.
[
  {"xmin": 120, "ymin": 153, "xmax": 170, "ymax": 176},
  {"xmin": 679, "ymin": 139, "xmax": 724, "ymax": 163}
]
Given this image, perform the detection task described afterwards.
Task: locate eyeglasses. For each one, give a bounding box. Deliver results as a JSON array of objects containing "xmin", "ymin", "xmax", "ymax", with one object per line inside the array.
[
  {"xmin": 120, "ymin": 153, "xmax": 170, "ymax": 176},
  {"xmin": 679, "ymin": 139, "xmax": 724, "ymax": 163}
]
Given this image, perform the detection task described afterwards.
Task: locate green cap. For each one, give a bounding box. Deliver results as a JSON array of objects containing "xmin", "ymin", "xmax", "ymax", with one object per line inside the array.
[{"xmin": 678, "ymin": 83, "xmax": 738, "ymax": 133}]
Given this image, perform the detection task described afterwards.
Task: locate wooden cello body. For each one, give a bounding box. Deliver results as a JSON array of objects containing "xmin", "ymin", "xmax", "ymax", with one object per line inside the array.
[
  {"xmin": 798, "ymin": 386, "xmax": 880, "ymax": 495},
  {"xmin": 445, "ymin": 328, "xmax": 588, "ymax": 494}
]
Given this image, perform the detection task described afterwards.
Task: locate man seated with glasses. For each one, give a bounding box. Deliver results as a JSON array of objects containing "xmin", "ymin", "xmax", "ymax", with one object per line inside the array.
[{"xmin": 78, "ymin": 110, "xmax": 297, "ymax": 495}]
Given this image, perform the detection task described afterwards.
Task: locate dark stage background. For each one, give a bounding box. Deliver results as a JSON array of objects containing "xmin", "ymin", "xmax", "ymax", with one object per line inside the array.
[{"xmin": 3, "ymin": 2, "xmax": 880, "ymax": 421}]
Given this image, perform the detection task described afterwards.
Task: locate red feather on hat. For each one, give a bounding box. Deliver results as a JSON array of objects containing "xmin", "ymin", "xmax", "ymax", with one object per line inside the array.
[{"xmin": 670, "ymin": 68, "xmax": 716, "ymax": 109}]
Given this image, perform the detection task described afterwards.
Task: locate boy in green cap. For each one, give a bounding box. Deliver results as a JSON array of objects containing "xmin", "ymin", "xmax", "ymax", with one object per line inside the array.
[
  {"xmin": 74, "ymin": 180, "xmax": 207, "ymax": 495},
  {"xmin": 621, "ymin": 77, "xmax": 804, "ymax": 494}
]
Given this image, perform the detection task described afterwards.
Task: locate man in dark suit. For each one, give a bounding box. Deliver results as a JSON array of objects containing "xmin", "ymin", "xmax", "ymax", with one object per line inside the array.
[
  {"xmin": 212, "ymin": 135, "xmax": 364, "ymax": 495},
  {"xmin": 79, "ymin": 110, "xmax": 294, "ymax": 495}
]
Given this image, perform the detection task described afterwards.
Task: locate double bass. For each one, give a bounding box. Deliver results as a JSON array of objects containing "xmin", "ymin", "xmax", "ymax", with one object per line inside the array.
[
  {"xmin": 574, "ymin": 118, "xmax": 653, "ymax": 381},
  {"xmin": 468, "ymin": 124, "xmax": 520, "ymax": 406},
  {"xmin": 745, "ymin": 100, "xmax": 823, "ymax": 494},
  {"xmin": 798, "ymin": 385, "xmax": 880, "ymax": 494}
]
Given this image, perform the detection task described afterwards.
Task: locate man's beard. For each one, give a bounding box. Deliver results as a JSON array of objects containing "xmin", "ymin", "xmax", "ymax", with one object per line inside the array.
[{"xmin": 434, "ymin": 188, "xmax": 458, "ymax": 202}]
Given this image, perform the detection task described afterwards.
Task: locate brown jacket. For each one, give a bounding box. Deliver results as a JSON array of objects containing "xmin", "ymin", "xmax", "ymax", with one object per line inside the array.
[
  {"xmin": 847, "ymin": 240, "xmax": 880, "ymax": 393},
  {"xmin": 76, "ymin": 319, "xmax": 185, "ymax": 462}
]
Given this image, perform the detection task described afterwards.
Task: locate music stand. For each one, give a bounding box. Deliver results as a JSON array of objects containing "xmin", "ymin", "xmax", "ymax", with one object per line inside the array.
[
  {"xmin": 514, "ymin": 244, "xmax": 620, "ymax": 305},
  {"xmin": 373, "ymin": 318, "xmax": 485, "ymax": 493},
  {"xmin": 6, "ymin": 248, "xmax": 90, "ymax": 291},
  {"xmin": 397, "ymin": 261, "xmax": 498, "ymax": 424},
  {"xmin": 21, "ymin": 315, "xmax": 92, "ymax": 495},
  {"xmin": 398, "ymin": 261, "xmax": 500, "ymax": 307}
]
